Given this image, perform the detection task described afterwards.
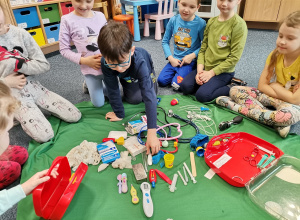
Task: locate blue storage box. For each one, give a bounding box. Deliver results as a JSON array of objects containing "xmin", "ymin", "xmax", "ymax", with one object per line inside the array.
[
  {"xmin": 13, "ymin": 7, "xmax": 40, "ymax": 29},
  {"xmin": 44, "ymin": 24, "xmax": 60, "ymax": 43}
]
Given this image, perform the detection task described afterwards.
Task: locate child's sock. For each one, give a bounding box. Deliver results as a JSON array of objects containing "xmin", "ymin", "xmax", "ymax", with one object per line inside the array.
[
  {"xmin": 0, "ymin": 145, "xmax": 28, "ymax": 165},
  {"xmin": 0, "ymin": 161, "xmax": 21, "ymax": 189}
]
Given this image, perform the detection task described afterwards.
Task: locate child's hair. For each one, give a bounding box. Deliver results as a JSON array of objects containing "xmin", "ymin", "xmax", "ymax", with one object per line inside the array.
[
  {"xmin": 267, "ymin": 10, "xmax": 300, "ymax": 81},
  {"xmin": 0, "ymin": 81, "xmax": 20, "ymax": 131},
  {"xmin": 98, "ymin": 21, "xmax": 133, "ymax": 63}
]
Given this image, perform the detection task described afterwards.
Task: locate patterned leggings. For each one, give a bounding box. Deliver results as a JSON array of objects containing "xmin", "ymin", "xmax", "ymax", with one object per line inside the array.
[
  {"xmin": 216, "ymin": 86, "xmax": 300, "ymax": 127},
  {"xmin": 11, "ymin": 80, "xmax": 82, "ymax": 143},
  {"xmin": 0, "ymin": 145, "xmax": 28, "ymax": 189}
]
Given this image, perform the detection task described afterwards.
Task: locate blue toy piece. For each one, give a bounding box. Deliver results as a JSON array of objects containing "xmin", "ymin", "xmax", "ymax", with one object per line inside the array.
[
  {"xmin": 196, "ymin": 147, "xmax": 205, "ymax": 157},
  {"xmin": 157, "ymin": 97, "xmax": 161, "ymax": 105},
  {"xmin": 152, "ymin": 150, "xmax": 165, "ymax": 164},
  {"xmin": 190, "ymin": 134, "xmax": 209, "ymax": 151},
  {"xmin": 200, "ymin": 107, "xmax": 209, "ymax": 111}
]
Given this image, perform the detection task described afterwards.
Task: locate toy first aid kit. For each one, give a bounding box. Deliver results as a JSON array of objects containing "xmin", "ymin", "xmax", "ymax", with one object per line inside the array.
[
  {"xmin": 204, "ymin": 132, "xmax": 300, "ymax": 220},
  {"xmin": 33, "ymin": 156, "xmax": 88, "ymax": 220},
  {"xmin": 97, "ymin": 141, "xmax": 120, "ymax": 163}
]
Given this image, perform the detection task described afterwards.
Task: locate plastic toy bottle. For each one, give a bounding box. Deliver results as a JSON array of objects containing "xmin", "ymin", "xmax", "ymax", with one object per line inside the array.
[
  {"xmin": 149, "ymin": 169, "xmax": 157, "ymax": 188},
  {"xmin": 170, "ymin": 98, "xmax": 179, "ymax": 106}
]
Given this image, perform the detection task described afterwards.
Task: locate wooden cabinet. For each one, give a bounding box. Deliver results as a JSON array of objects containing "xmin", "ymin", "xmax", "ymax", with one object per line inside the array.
[
  {"xmin": 243, "ymin": 0, "xmax": 300, "ymax": 22},
  {"xmin": 277, "ymin": 0, "xmax": 300, "ymax": 21}
]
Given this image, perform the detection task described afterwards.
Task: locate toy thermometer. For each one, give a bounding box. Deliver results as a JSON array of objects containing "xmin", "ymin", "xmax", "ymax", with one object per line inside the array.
[{"xmin": 140, "ymin": 182, "xmax": 153, "ymax": 218}]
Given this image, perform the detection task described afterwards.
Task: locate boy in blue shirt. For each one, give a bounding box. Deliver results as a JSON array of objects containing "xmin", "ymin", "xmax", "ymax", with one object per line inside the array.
[
  {"xmin": 158, "ymin": 0, "xmax": 206, "ymax": 90},
  {"xmin": 98, "ymin": 21, "xmax": 160, "ymax": 155}
]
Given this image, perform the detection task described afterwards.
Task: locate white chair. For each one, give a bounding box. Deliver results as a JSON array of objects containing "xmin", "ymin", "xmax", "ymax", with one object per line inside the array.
[{"xmin": 143, "ymin": 0, "xmax": 174, "ymax": 40}]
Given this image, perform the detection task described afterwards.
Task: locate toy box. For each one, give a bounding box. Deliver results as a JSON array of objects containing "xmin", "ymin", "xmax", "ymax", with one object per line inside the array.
[
  {"xmin": 32, "ymin": 156, "xmax": 88, "ymax": 220},
  {"xmin": 28, "ymin": 28, "xmax": 46, "ymax": 46},
  {"xmin": 204, "ymin": 132, "xmax": 300, "ymax": 219},
  {"xmin": 13, "ymin": 7, "xmax": 40, "ymax": 29}
]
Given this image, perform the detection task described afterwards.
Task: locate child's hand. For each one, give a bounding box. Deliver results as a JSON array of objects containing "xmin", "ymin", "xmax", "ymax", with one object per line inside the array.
[
  {"xmin": 293, "ymin": 83, "xmax": 300, "ymax": 93},
  {"xmin": 168, "ymin": 56, "xmax": 181, "ymax": 67},
  {"xmin": 80, "ymin": 54, "xmax": 102, "ymax": 70},
  {"xmin": 21, "ymin": 168, "xmax": 58, "ymax": 196},
  {"xmin": 105, "ymin": 112, "xmax": 122, "ymax": 121},
  {"xmin": 180, "ymin": 54, "xmax": 195, "ymax": 67},
  {"xmin": 198, "ymin": 70, "xmax": 215, "ymax": 84},
  {"xmin": 3, "ymin": 72, "xmax": 27, "ymax": 89},
  {"xmin": 146, "ymin": 129, "xmax": 160, "ymax": 155},
  {"xmin": 195, "ymin": 72, "xmax": 203, "ymax": 85}
]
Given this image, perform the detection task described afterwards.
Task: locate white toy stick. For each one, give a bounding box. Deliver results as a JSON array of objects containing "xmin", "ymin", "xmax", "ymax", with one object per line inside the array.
[
  {"xmin": 257, "ymin": 146, "xmax": 275, "ymax": 156},
  {"xmin": 148, "ymin": 154, "xmax": 153, "ymax": 166},
  {"xmin": 190, "ymin": 152, "xmax": 197, "ymax": 177},
  {"xmin": 177, "ymin": 170, "xmax": 187, "ymax": 186},
  {"xmin": 183, "ymin": 166, "xmax": 189, "ymax": 183},
  {"xmin": 169, "ymin": 174, "xmax": 178, "ymax": 192},
  {"xmin": 183, "ymin": 162, "xmax": 197, "ymax": 184}
]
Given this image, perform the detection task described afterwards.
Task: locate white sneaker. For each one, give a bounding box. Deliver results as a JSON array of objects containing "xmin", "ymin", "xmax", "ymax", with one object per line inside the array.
[
  {"xmin": 83, "ymin": 81, "xmax": 89, "ymax": 94},
  {"xmin": 275, "ymin": 126, "xmax": 291, "ymax": 138},
  {"xmin": 171, "ymin": 82, "xmax": 180, "ymax": 91}
]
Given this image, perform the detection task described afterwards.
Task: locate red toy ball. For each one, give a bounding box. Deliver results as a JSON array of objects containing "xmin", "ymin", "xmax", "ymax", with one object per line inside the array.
[{"xmin": 170, "ymin": 98, "xmax": 179, "ymax": 106}]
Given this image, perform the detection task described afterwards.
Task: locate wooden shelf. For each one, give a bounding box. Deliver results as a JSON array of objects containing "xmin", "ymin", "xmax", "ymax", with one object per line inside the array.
[{"xmin": 11, "ymin": 0, "xmax": 70, "ymax": 9}]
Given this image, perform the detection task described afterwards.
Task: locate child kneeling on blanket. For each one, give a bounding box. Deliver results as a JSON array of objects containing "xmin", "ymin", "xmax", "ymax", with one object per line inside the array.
[{"xmin": 98, "ymin": 21, "xmax": 161, "ymax": 155}]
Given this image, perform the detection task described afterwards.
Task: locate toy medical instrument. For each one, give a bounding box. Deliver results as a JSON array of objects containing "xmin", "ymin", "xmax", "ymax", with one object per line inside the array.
[
  {"xmin": 183, "ymin": 166, "xmax": 188, "ymax": 183},
  {"xmin": 130, "ymin": 184, "xmax": 139, "ymax": 204},
  {"xmin": 121, "ymin": 173, "xmax": 128, "ymax": 193},
  {"xmin": 183, "ymin": 162, "xmax": 197, "ymax": 184},
  {"xmin": 219, "ymin": 115, "xmax": 243, "ymax": 131},
  {"xmin": 147, "ymin": 154, "xmax": 153, "ymax": 166},
  {"xmin": 102, "ymin": 137, "xmax": 125, "ymax": 145},
  {"xmin": 170, "ymin": 98, "xmax": 179, "ymax": 106},
  {"xmin": 160, "ymin": 139, "xmax": 178, "ymax": 154},
  {"xmin": 243, "ymin": 148, "xmax": 259, "ymax": 167},
  {"xmin": 155, "ymin": 169, "xmax": 172, "ymax": 185},
  {"xmin": 261, "ymin": 155, "xmax": 276, "ymax": 168},
  {"xmin": 257, "ymin": 146, "xmax": 275, "ymax": 156},
  {"xmin": 257, "ymin": 154, "xmax": 269, "ymax": 167},
  {"xmin": 200, "ymin": 107, "xmax": 209, "ymax": 111},
  {"xmin": 196, "ymin": 147, "xmax": 205, "ymax": 157},
  {"xmin": 117, "ymin": 174, "xmax": 122, "ymax": 194},
  {"xmin": 140, "ymin": 182, "xmax": 153, "ymax": 218},
  {"xmin": 190, "ymin": 152, "xmax": 197, "ymax": 177},
  {"xmin": 149, "ymin": 169, "xmax": 157, "ymax": 188},
  {"xmin": 152, "ymin": 150, "xmax": 165, "ymax": 164},
  {"xmin": 169, "ymin": 174, "xmax": 178, "ymax": 193},
  {"xmin": 156, "ymin": 123, "xmax": 183, "ymax": 141},
  {"xmin": 177, "ymin": 170, "xmax": 187, "ymax": 185},
  {"xmin": 190, "ymin": 134, "xmax": 209, "ymax": 151}
]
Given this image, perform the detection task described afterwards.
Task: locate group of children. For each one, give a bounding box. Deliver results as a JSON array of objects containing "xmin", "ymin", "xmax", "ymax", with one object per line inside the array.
[{"xmin": 0, "ymin": 0, "xmax": 299, "ymax": 215}]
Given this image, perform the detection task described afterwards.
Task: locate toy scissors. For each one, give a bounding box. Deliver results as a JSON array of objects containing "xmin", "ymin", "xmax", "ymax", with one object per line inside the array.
[{"xmin": 243, "ymin": 148, "xmax": 259, "ymax": 167}]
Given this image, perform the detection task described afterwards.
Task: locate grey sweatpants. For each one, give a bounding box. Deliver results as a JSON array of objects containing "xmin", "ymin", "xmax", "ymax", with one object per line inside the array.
[{"xmin": 11, "ymin": 80, "xmax": 81, "ymax": 143}]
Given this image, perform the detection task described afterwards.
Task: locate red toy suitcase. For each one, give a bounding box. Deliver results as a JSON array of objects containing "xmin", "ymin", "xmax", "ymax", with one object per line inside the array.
[{"xmin": 33, "ymin": 156, "xmax": 88, "ymax": 220}]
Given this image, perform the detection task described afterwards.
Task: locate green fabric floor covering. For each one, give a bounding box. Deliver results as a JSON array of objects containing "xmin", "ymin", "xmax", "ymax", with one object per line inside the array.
[{"xmin": 17, "ymin": 94, "xmax": 300, "ymax": 220}]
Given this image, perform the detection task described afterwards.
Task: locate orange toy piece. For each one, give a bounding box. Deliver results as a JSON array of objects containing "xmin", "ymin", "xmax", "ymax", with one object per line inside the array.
[{"xmin": 113, "ymin": 15, "xmax": 134, "ymax": 36}]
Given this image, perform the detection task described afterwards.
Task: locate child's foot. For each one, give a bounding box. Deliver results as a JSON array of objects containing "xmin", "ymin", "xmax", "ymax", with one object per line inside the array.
[
  {"xmin": 171, "ymin": 82, "xmax": 180, "ymax": 91},
  {"xmin": 83, "ymin": 81, "xmax": 89, "ymax": 94},
  {"xmin": 275, "ymin": 126, "xmax": 291, "ymax": 138}
]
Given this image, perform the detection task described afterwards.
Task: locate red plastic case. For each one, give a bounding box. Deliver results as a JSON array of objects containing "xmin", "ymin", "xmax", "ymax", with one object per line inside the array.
[
  {"xmin": 204, "ymin": 132, "xmax": 284, "ymax": 187},
  {"xmin": 32, "ymin": 156, "xmax": 88, "ymax": 220}
]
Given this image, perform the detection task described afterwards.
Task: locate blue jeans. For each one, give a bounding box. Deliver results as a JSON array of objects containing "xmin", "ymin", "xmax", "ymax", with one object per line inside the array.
[
  {"xmin": 180, "ymin": 69, "xmax": 234, "ymax": 102},
  {"xmin": 84, "ymin": 74, "xmax": 105, "ymax": 107},
  {"xmin": 157, "ymin": 61, "xmax": 196, "ymax": 87}
]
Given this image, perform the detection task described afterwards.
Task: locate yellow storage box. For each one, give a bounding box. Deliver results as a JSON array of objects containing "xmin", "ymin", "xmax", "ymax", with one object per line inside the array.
[{"xmin": 28, "ymin": 28, "xmax": 46, "ymax": 46}]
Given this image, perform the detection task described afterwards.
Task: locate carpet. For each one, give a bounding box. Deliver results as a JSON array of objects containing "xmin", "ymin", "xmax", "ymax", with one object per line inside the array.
[{"xmin": 17, "ymin": 94, "xmax": 300, "ymax": 220}]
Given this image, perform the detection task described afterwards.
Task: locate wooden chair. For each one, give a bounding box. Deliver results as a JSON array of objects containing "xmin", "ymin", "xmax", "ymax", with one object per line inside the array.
[
  {"xmin": 144, "ymin": 0, "xmax": 174, "ymax": 40},
  {"xmin": 93, "ymin": 1, "xmax": 109, "ymax": 20}
]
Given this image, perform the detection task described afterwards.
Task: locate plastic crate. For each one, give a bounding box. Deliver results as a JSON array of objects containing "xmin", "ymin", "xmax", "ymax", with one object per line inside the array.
[
  {"xmin": 13, "ymin": 7, "xmax": 40, "ymax": 29},
  {"xmin": 44, "ymin": 23, "xmax": 60, "ymax": 43},
  {"xmin": 61, "ymin": 2, "xmax": 74, "ymax": 15},
  {"xmin": 39, "ymin": 4, "xmax": 60, "ymax": 24},
  {"xmin": 28, "ymin": 28, "xmax": 46, "ymax": 46}
]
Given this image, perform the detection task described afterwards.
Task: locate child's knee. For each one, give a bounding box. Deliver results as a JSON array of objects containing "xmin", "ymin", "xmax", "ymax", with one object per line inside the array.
[
  {"xmin": 196, "ymin": 93, "xmax": 212, "ymax": 103},
  {"xmin": 157, "ymin": 76, "xmax": 168, "ymax": 87},
  {"xmin": 0, "ymin": 161, "xmax": 21, "ymax": 189},
  {"xmin": 126, "ymin": 96, "xmax": 142, "ymax": 105}
]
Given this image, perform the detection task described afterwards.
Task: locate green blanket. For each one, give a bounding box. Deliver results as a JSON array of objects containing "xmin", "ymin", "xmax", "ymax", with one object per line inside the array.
[{"xmin": 17, "ymin": 94, "xmax": 300, "ymax": 220}]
